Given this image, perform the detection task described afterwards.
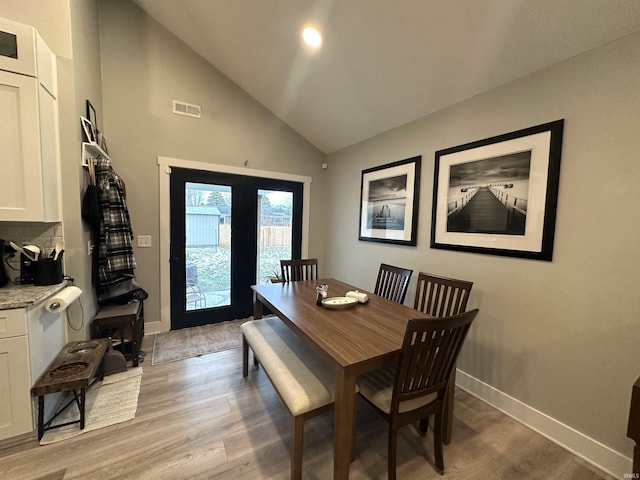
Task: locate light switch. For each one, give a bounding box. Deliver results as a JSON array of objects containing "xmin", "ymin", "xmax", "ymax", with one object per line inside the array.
[{"xmin": 137, "ymin": 235, "xmax": 152, "ymax": 248}]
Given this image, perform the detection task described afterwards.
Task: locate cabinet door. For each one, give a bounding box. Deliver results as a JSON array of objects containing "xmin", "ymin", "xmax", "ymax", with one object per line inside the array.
[
  {"xmin": 0, "ymin": 71, "xmax": 46, "ymax": 221},
  {"xmin": 0, "ymin": 17, "xmax": 36, "ymax": 78},
  {"xmin": 0, "ymin": 335, "xmax": 33, "ymax": 439}
]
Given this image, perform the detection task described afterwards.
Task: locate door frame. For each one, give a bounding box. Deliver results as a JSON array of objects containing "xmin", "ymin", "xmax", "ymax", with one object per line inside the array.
[{"xmin": 155, "ymin": 156, "xmax": 312, "ymax": 334}]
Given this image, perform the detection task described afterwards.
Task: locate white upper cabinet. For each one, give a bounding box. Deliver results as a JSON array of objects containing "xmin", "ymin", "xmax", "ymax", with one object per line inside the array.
[
  {"xmin": 0, "ymin": 17, "xmax": 36, "ymax": 77},
  {"xmin": 0, "ymin": 17, "xmax": 61, "ymax": 222}
]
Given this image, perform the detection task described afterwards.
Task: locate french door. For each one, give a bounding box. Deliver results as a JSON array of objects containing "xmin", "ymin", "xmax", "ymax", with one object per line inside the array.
[{"xmin": 169, "ymin": 167, "xmax": 303, "ymax": 329}]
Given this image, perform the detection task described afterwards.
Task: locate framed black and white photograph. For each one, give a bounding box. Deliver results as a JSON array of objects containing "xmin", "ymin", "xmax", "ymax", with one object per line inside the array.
[
  {"xmin": 80, "ymin": 116, "xmax": 96, "ymax": 143},
  {"xmin": 359, "ymin": 156, "xmax": 421, "ymax": 246},
  {"xmin": 431, "ymin": 120, "xmax": 564, "ymax": 261}
]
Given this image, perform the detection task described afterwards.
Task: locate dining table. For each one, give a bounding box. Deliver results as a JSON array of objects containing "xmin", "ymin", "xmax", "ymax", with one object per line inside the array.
[{"xmin": 251, "ymin": 277, "xmax": 455, "ymax": 479}]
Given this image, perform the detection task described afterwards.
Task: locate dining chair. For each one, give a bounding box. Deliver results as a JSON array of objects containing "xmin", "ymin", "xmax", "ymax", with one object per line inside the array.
[
  {"xmin": 374, "ymin": 263, "xmax": 413, "ymax": 304},
  {"xmin": 280, "ymin": 258, "xmax": 318, "ymax": 282},
  {"xmin": 413, "ymin": 272, "xmax": 473, "ymax": 318},
  {"xmin": 357, "ymin": 309, "xmax": 479, "ymax": 478},
  {"xmin": 413, "ymin": 272, "xmax": 474, "ymax": 443}
]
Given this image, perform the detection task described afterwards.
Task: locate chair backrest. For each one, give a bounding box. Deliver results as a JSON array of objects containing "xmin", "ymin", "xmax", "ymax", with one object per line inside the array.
[
  {"xmin": 393, "ymin": 309, "xmax": 479, "ymax": 409},
  {"xmin": 413, "ymin": 272, "xmax": 473, "ymax": 317},
  {"xmin": 280, "ymin": 258, "xmax": 319, "ymax": 282},
  {"xmin": 374, "ymin": 263, "xmax": 413, "ymax": 304}
]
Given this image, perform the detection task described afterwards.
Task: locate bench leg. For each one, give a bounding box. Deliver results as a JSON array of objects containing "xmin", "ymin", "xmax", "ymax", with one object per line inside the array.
[
  {"xmin": 292, "ymin": 415, "xmax": 304, "ymax": 480},
  {"xmin": 242, "ymin": 335, "xmax": 249, "ymax": 377}
]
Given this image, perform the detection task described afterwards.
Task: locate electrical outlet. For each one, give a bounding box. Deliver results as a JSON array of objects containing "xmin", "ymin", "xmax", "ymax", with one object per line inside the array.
[{"xmin": 137, "ymin": 235, "xmax": 152, "ymax": 248}]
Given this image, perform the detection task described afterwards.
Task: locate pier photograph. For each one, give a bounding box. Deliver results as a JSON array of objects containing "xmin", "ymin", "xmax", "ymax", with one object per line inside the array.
[{"xmin": 446, "ymin": 151, "xmax": 531, "ymax": 235}]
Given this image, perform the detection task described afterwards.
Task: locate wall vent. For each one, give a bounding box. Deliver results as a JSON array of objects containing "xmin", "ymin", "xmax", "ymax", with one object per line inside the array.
[{"xmin": 172, "ymin": 100, "xmax": 201, "ymax": 118}]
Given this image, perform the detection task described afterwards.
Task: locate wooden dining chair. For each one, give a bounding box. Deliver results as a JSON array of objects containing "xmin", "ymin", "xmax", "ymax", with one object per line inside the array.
[
  {"xmin": 280, "ymin": 258, "xmax": 318, "ymax": 282},
  {"xmin": 357, "ymin": 309, "xmax": 479, "ymax": 478},
  {"xmin": 413, "ymin": 272, "xmax": 473, "ymax": 317},
  {"xmin": 413, "ymin": 272, "xmax": 473, "ymax": 443},
  {"xmin": 374, "ymin": 263, "xmax": 413, "ymax": 304}
]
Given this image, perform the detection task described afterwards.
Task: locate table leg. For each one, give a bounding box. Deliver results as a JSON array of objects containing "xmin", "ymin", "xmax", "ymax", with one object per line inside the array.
[
  {"xmin": 334, "ymin": 367, "xmax": 356, "ymax": 480},
  {"xmin": 253, "ymin": 293, "xmax": 263, "ymax": 320}
]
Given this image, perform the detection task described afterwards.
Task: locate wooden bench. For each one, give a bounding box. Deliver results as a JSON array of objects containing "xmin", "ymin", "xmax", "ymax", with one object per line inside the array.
[
  {"xmin": 241, "ymin": 316, "xmax": 356, "ymax": 480},
  {"xmin": 31, "ymin": 339, "xmax": 110, "ymax": 440}
]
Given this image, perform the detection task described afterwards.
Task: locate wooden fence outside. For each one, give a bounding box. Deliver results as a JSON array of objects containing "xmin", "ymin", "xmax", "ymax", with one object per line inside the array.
[{"xmin": 218, "ymin": 225, "xmax": 291, "ymax": 247}]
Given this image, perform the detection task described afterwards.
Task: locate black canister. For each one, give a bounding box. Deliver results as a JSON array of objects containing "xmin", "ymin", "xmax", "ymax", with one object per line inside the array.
[{"xmin": 31, "ymin": 257, "xmax": 64, "ymax": 286}]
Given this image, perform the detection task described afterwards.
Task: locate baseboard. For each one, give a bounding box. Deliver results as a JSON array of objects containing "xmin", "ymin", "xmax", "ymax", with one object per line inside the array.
[
  {"xmin": 144, "ymin": 320, "xmax": 162, "ymax": 336},
  {"xmin": 0, "ymin": 430, "xmax": 35, "ymax": 451},
  {"xmin": 456, "ymin": 369, "xmax": 632, "ymax": 478}
]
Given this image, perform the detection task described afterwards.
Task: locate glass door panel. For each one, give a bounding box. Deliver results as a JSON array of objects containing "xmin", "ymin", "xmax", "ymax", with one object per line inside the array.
[
  {"xmin": 257, "ymin": 189, "xmax": 293, "ymax": 284},
  {"xmin": 185, "ymin": 182, "xmax": 231, "ymax": 311}
]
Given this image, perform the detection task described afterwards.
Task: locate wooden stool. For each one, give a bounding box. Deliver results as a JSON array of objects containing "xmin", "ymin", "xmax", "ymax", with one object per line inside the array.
[
  {"xmin": 91, "ymin": 300, "xmax": 144, "ymax": 367},
  {"xmin": 31, "ymin": 339, "xmax": 109, "ymax": 440}
]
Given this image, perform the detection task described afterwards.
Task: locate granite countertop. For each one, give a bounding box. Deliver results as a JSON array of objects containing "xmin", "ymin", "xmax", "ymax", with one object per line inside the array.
[{"xmin": 0, "ymin": 282, "xmax": 69, "ymax": 310}]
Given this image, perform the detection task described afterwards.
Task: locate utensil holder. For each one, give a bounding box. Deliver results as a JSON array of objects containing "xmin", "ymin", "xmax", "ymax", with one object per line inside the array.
[{"xmin": 31, "ymin": 257, "xmax": 63, "ymax": 285}]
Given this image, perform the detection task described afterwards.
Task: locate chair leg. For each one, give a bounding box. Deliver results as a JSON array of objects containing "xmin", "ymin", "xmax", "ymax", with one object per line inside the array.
[
  {"xmin": 443, "ymin": 369, "xmax": 456, "ymax": 445},
  {"xmin": 388, "ymin": 422, "xmax": 398, "ymax": 480},
  {"xmin": 433, "ymin": 409, "xmax": 445, "ymax": 475},
  {"xmin": 291, "ymin": 415, "xmax": 304, "ymax": 480},
  {"xmin": 419, "ymin": 416, "xmax": 429, "ymax": 436}
]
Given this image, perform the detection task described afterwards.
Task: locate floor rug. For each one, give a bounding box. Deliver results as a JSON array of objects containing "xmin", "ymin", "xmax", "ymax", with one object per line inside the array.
[
  {"xmin": 152, "ymin": 318, "xmax": 250, "ymax": 365},
  {"xmin": 39, "ymin": 367, "xmax": 143, "ymax": 445}
]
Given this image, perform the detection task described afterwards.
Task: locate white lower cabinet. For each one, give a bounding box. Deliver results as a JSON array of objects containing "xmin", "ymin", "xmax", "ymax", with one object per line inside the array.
[
  {"xmin": 0, "ymin": 309, "xmax": 32, "ymax": 439},
  {"xmin": 0, "ymin": 302, "xmax": 67, "ymax": 441}
]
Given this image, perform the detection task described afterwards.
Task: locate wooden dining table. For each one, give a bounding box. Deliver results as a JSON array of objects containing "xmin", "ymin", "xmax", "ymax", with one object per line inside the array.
[{"xmin": 251, "ymin": 277, "xmax": 453, "ymax": 479}]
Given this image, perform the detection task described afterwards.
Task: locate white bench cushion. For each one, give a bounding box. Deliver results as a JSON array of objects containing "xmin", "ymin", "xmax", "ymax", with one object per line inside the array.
[{"xmin": 241, "ymin": 317, "xmax": 340, "ymax": 416}]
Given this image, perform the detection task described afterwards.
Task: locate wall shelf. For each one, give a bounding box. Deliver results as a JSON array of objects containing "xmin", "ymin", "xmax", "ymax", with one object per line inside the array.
[{"xmin": 81, "ymin": 141, "xmax": 110, "ymax": 167}]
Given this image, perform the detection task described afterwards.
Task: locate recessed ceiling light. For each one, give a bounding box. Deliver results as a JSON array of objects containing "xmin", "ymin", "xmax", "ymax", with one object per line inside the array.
[{"xmin": 302, "ymin": 26, "xmax": 322, "ymax": 48}]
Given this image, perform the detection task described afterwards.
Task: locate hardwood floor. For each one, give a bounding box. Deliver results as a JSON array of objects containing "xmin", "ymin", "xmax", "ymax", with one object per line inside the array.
[{"xmin": 0, "ymin": 334, "xmax": 615, "ymax": 480}]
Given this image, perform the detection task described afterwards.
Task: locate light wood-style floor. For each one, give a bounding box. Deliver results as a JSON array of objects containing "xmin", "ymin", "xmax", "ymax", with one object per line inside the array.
[{"xmin": 0, "ymin": 334, "xmax": 615, "ymax": 480}]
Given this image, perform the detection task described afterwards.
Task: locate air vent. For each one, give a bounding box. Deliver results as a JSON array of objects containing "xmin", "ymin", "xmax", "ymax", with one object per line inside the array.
[{"xmin": 172, "ymin": 100, "xmax": 201, "ymax": 118}]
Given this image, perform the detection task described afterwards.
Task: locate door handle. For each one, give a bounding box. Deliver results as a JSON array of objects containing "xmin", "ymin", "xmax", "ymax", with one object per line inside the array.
[{"xmin": 170, "ymin": 244, "xmax": 183, "ymax": 263}]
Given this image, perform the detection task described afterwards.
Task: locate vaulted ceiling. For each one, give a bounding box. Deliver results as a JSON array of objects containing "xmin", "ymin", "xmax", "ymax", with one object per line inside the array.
[{"xmin": 133, "ymin": 0, "xmax": 640, "ymax": 153}]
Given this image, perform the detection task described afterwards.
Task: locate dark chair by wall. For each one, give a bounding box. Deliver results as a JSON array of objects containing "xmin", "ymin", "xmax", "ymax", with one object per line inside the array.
[
  {"xmin": 413, "ymin": 272, "xmax": 473, "ymax": 317},
  {"xmin": 357, "ymin": 309, "xmax": 479, "ymax": 478},
  {"xmin": 280, "ymin": 258, "xmax": 318, "ymax": 282},
  {"xmin": 374, "ymin": 263, "xmax": 413, "ymax": 304},
  {"xmin": 413, "ymin": 272, "xmax": 474, "ymax": 444}
]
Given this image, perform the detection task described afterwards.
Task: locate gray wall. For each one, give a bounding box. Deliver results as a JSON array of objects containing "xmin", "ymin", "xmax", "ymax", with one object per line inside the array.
[
  {"xmin": 97, "ymin": 0, "xmax": 327, "ymax": 330},
  {"xmin": 324, "ymin": 32, "xmax": 640, "ymax": 464}
]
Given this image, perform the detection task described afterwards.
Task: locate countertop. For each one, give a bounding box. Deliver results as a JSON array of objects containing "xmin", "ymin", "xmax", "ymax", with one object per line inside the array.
[{"xmin": 0, "ymin": 282, "xmax": 69, "ymax": 310}]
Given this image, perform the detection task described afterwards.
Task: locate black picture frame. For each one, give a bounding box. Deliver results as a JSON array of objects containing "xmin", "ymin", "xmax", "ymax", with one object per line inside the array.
[
  {"xmin": 86, "ymin": 99, "xmax": 98, "ymax": 137},
  {"xmin": 359, "ymin": 156, "xmax": 421, "ymax": 246},
  {"xmin": 431, "ymin": 120, "xmax": 564, "ymax": 261}
]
